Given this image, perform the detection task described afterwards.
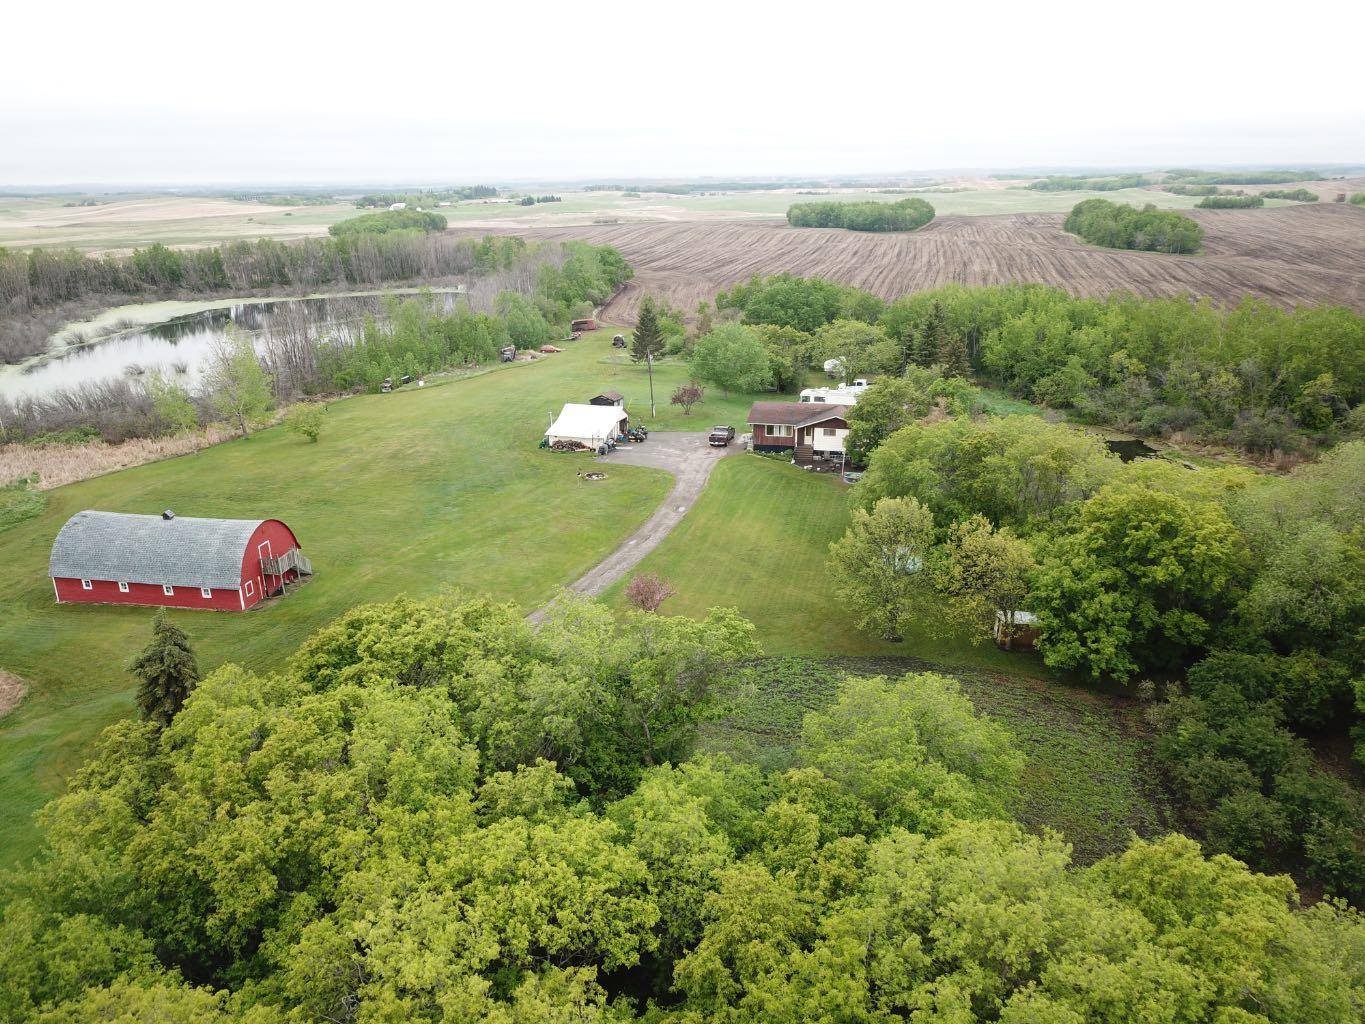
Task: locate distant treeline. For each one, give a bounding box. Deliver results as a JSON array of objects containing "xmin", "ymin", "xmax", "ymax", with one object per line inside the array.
[
  {"xmin": 787, "ymin": 196, "xmax": 935, "ymax": 232},
  {"xmin": 0, "ymin": 232, "xmax": 485, "ymax": 363},
  {"xmin": 354, "ymin": 186, "xmax": 497, "ymax": 208},
  {"xmin": 719, "ymin": 273, "xmax": 1364, "ymax": 454},
  {"xmin": 1165, "ymin": 184, "xmax": 1222, "ymax": 196},
  {"xmin": 1025, "ymin": 173, "xmax": 1154, "ymax": 192},
  {"xmin": 227, "ymin": 192, "xmax": 337, "ymax": 206},
  {"xmin": 518, "ymin": 195, "xmax": 562, "ymax": 206},
  {"xmin": 1167, "ymin": 169, "xmax": 1319, "ymax": 185},
  {"xmin": 1261, "ymin": 189, "xmax": 1318, "ymax": 202},
  {"xmin": 1196, "ymin": 195, "xmax": 1264, "ymax": 209},
  {"xmin": 328, "ymin": 209, "xmax": 448, "ymax": 236},
  {"xmin": 1064, "ymin": 198, "xmax": 1203, "ymax": 253}
]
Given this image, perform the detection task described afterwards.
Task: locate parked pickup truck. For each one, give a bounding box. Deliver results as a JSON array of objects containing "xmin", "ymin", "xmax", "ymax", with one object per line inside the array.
[{"xmin": 708, "ymin": 425, "xmax": 736, "ymax": 447}]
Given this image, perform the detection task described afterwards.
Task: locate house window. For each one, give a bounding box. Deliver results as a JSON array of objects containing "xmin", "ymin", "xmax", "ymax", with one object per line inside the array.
[
  {"xmin": 162, "ymin": 585, "xmax": 174, "ymax": 596},
  {"xmin": 766, "ymin": 424, "xmax": 793, "ymax": 437},
  {"xmin": 117, "ymin": 582, "xmax": 129, "ymax": 593},
  {"xmin": 81, "ymin": 579, "xmax": 93, "ymax": 590},
  {"xmin": 814, "ymin": 396, "xmax": 826, "ymax": 402},
  {"xmin": 200, "ymin": 587, "xmax": 212, "ymax": 599},
  {"xmin": 245, "ymin": 580, "xmax": 254, "ymax": 598},
  {"xmin": 822, "ymin": 428, "xmax": 838, "ymax": 436}
]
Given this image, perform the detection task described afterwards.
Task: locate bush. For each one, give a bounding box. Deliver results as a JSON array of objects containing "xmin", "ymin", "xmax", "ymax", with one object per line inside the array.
[{"xmin": 284, "ymin": 402, "xmax": 326, "ymax": 442}]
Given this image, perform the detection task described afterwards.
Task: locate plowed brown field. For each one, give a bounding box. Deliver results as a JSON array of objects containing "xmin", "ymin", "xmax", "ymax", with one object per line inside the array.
[{"xmin": 516, "ymin": 205, "xmax": 1365, "ymax": 322}]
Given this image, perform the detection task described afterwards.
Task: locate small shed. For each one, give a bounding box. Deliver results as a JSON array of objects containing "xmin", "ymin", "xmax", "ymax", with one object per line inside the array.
[
  {"xmin": 545, "ymin": 403, "xmax": 628, "ymax": 450},
  {"xmin": 571, "ymin": 317, "xmax": 599, "ymax": 332},
  {"xmin": 589, "ymin": 391, "xmax": 624, "ymax": 407},
  {"xmin": 994, "ymin": 610, "xmax": 1041, "ymax": 651},
  {"xmin": 50, "ymin": 510, "xmax": 311, "ymax": 611}
]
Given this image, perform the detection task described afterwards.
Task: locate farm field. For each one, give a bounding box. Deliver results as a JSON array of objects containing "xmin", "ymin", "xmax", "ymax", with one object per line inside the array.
[
  {"xmin": 9, "ymin": 175, "xmax": 1360, "ymax": 253},
  {"xmin": 530, "ymin": 204, "xmax": 1365, "ymax": 321},
  {"xmin": 0, "ymin": 330, "xmax": 743, "ymax": 864},
  {"xmin": 0, "ymin": 194, "xmax": 359, "ymax": 252}
]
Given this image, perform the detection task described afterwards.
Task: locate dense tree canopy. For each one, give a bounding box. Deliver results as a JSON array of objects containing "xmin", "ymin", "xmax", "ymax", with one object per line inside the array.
[
  {"xmin": 328, "ymin": 209, "xmax": 448, "ymax": 236},
  {"xmin": 6, "ymin": 594, "xmax": 1362, "ymax": 1021},
  {"xmin": 786, "ymin": 196, "xmax": 934, "ymax": 232},
  {"xmin": 855, "ymin": 414, "xmax": 1119, "ymax": 530},
  {"xmin": 1064, "ymin": 198, "xmax": 1204, "ymax": 253}
]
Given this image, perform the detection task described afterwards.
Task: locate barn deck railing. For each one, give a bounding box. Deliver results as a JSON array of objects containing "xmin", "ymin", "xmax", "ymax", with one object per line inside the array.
[{"xmin": 260, "ymin": 549, "xmax": 313, "ymax": 579}]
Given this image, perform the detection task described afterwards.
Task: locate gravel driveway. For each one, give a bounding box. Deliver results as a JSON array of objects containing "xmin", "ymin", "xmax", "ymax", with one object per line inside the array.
[{"xmin": 527, "ymin": 432, "xmax": 734, "ymax": 621}]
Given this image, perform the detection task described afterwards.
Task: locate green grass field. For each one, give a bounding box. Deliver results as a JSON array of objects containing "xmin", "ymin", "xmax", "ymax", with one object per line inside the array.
[
  {"xmin": 603, "ymin": 455, "xmax": 1047, "ymax": 672},
  {"xmin": 0, "ymin": 330, "xmax": 775, "ymax": 863}
]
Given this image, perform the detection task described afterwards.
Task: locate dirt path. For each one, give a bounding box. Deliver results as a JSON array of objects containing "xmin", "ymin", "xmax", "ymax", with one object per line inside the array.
[
  {"xmin": 0, "ymin": 669, "xmax": 28, "ymax": 721},
  {"xmin": 528, "ymin": 432, "xmax": 734, "ymax": 622}
]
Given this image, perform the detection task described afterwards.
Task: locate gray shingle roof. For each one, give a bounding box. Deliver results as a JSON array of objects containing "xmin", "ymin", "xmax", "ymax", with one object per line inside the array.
[{"xmin": 49, "ymin": 511, "xmax": 268, "ymax": 590}]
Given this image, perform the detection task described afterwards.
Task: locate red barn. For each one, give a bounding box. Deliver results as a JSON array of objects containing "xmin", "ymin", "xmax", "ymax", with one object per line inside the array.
[{"xmin": 50, "ymin": 510, "xmax": 311, "ymax": 612}]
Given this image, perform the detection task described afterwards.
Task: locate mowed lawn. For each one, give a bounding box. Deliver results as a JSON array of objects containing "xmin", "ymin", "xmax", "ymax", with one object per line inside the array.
[
  {"xmin": 604, "ymin": 455, "xmax": 1046, "ymax": 674},
  {"xmin": 2, "ymin": 329, "xmax": 770, "ymax": 863}
]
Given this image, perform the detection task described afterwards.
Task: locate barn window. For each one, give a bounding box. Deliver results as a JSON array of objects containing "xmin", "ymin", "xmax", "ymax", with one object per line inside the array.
[
  {"xmin": 117, "ymin": 582, "xmax": 129, "ymax": 593},
  {"xmin": 162, "ymin": 585, "xmax": 174, "ymax": 596},
  {"xmin": 822, "ymin": 428, "xmax": 838, "ymax": 436},
  {"xmin": 200, "ymin": 587, "xmax": 212, "ymax": 599},
  {"xmin": 80, "ymin": 579, "xmax": 92, "ymax": 590},
  {"xmin": 245, "ymin": 580, "xmax": 254, "ymax": 597}
]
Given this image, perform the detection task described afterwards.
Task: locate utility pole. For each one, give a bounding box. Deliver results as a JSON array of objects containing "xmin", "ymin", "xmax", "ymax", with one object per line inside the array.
[{"xmin": 646, "ymin": 351, "xmax": 656, "ymax": 418}]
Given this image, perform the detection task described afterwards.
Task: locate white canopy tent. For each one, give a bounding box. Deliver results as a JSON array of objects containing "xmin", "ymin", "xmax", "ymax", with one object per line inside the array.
[{"xmin": 544, "ymin": 403, "xmax": 628, "ymax": 449}]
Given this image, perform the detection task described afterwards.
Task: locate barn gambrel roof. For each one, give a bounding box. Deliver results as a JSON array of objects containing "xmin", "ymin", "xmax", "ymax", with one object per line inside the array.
[{"xmin": 49, "ymin": 511, "xmax": 273, "ymax": 590}]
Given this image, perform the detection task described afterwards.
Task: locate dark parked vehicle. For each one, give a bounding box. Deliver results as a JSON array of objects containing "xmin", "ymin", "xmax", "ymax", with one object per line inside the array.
[
  {"xmin": 708, "ymin": 425, "xmax": 736, "ymax": 447},
  {"xmin": 499, "ymin": 345, "xmax": 517, "ymax": 362},
  {"xmin": 612, "ymin": 334, "xmax": 627, "ymax": 348}
]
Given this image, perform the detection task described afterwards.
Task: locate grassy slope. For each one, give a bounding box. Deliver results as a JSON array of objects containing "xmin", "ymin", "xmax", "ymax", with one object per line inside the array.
[
  {"xmin": 602, "ymin": 455, "xmax": 1174, "ymax": 860},
  {"xmin": 1, "ymin": 330, "xmax": 764, "ymax": 863},
  {"xmin": 603, "ymin": 456, "xmax": 1036, "ymax": 670}
]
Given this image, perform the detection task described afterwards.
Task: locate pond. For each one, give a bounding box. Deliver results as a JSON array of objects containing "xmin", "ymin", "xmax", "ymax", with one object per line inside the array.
[{"xmin": 0, "ymin": 288, "xmax": 464, "ymax": 402}]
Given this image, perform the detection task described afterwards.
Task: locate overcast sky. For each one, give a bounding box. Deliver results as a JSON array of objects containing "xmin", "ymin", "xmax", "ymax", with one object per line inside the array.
[{"xmin": 5, "ymin": 1, "xmax": 1363, "ymax": 187}]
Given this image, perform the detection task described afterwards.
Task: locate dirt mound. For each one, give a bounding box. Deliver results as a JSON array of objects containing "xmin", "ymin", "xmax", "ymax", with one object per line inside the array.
[
  {"xmin": 507, "ymin": 205, "xmax": 1365, "ymax": 324},
  {"xmin": 0, "ymin": 670, "xmax": 28, "ymax": 720}
]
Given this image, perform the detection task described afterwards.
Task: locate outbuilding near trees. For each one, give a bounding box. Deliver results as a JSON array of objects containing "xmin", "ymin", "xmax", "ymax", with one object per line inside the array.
[{"xmin": 50, "ymin": 510, "xmax": 311, "ymax": 611}]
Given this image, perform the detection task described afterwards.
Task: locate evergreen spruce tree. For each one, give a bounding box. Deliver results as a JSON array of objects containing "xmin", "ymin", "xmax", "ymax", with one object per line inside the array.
[
  {"xmin": 937, "ymin": 327, "xmax": 972, "ymax": 379},
  {"xmin": 911, "ymin": 300, "xmax": 948, "ymax": 368},
  {"xmin": 130, "ymin": 611, "xmax": 200, "ymax": 727},
  {"xmin": 630, "ymin": 298, "xmax": 665, "ymax": 364}
]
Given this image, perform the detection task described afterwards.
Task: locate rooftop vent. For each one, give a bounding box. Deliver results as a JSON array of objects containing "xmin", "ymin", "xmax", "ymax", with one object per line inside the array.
[{"xmin": 161, "ymin": 510, "xmax": 176, "ymax": 520}]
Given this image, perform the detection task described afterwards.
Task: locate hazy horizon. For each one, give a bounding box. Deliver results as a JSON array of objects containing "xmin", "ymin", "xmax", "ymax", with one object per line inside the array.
[{"xmin": 5, "ymin": 2, "xmax": 1363, "ymax": 188}]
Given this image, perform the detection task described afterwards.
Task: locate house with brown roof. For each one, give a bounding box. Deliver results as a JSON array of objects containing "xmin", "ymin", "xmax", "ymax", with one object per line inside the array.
[{"xmin": 747, "ymin": 401, "xmax": 852, "ymax": 464}]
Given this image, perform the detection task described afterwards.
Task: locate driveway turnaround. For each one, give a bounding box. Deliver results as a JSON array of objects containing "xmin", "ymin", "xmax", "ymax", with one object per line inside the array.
[{"xmin": 528, "ymin": 432, "xmax": 734, "ymax": 622}]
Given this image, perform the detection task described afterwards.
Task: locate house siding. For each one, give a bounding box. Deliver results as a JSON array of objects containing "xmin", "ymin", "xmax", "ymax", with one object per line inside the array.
[
  {"xmin": 751, "ymin": 423, "xmax": 796, "ymax": 451},
  {"xmin": 54, "ymin": 577, "xmax": 242, "ymax": 611}
]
